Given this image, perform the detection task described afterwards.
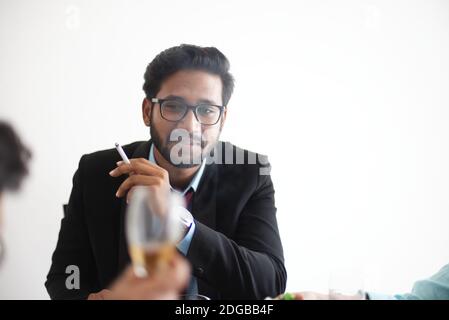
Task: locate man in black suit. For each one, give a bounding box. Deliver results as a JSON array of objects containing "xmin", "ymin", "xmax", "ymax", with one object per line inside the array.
[{"xmin": 46, "ymin": 44, "xmax": 286, "ymax": 299}]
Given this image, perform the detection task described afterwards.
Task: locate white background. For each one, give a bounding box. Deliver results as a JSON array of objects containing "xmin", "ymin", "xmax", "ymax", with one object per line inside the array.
[{"xmin": 0, "ymin": 0, "xmax": 448, "ymax": 299}]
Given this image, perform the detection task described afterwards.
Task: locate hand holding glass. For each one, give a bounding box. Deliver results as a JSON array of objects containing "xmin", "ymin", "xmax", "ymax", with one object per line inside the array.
[{"xmin": 126, "ymin": 186, "xmax": 184, "ymax": 277}]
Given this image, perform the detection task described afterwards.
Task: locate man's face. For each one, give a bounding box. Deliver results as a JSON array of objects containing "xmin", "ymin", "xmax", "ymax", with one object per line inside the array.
[{"xmin": 142, "ymin": 70, "xmax": 227, "ymax": 168}]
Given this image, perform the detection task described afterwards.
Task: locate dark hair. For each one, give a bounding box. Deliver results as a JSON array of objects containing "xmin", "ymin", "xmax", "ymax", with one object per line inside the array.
[
  {"xmin": 143, "ymin": 44, "xmax": 235, "ymax": 106},
  {"xmin": 0, "ymin": 121, "xmax": 31, "ymax": 192}
]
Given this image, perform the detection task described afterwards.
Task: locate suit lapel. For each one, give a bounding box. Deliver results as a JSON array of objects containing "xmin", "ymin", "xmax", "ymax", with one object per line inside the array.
[{"xmin": 117, "ymin": 140, "xmax": 152, "ymax": 272}]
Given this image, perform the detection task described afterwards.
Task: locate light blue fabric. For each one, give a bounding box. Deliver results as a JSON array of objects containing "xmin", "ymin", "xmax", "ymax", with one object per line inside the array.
[
  {"xmin": 149, "ymin": 143, "xmax": 205, "ymax": 295},
  {"xmin": 177, "ymin": 221, "xmax": 196, "ymax": 256},
  {"xmin": 176, "ymin": 221, "xmax": 198, "ymax": 295},
  {"xmin": 368, "ymin": 264, "xmax": 449, "ymax": 300}
]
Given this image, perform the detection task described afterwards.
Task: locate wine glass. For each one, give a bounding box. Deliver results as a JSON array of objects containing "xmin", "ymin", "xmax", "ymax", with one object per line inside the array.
[
  {"xmin": 126, "ymin": 186, "xmax": 184, "ymax": 277},
  {"xmin": 328, "ymin": 265, "xmax": 366, "ymax": 300}
]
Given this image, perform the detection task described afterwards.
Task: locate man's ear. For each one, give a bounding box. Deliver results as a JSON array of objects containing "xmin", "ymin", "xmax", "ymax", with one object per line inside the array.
[
  {"xmin": 142, "ymin": 98, "xmax": 152, "ymax": 127},
  {"xmin": 219, "ymin": 107, "xmax": 228, "ymax": 131}
]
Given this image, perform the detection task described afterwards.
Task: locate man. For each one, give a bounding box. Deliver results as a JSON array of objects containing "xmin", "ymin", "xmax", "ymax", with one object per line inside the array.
[
  {"xmin": 46, "ymin": 44, "xmax": 287, "ymax": 299},
  {"xmin": 0, "ymin": 121, "xmax": 189, "ymax": 299}
]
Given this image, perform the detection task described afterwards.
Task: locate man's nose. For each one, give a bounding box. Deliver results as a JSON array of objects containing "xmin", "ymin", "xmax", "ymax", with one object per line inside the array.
[{"xmin": 178, "ymin": 109, "xmax": 201, "ymax": 133}]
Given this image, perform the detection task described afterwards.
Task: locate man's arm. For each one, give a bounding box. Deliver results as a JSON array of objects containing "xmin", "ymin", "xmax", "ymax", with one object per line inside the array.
[
  {"xmin": 392, "ymin": 264, "xmax": 449, "ymax": 300},
  {"xmin": 45, "ymin": 156, "xmax": 99, "ymax": 299},
  {"xmin": 187, "ymin": 171, "xmax": 287, "ymax": 299}
]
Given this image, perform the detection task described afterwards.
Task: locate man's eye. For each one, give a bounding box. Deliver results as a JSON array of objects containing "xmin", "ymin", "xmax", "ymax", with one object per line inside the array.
[
  {"xmin": 164, "ymin": 102, "xmax": 184, "ymax": 112},
  {"xmin": 198, "ymin": 106, "xmax": 218, "ymax": 115}
]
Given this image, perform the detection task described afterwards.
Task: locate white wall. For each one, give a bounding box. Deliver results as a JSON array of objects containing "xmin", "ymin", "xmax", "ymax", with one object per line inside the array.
[{"xmin": 0, "ymin": 0, "xmax": 448, "ymax": 299}]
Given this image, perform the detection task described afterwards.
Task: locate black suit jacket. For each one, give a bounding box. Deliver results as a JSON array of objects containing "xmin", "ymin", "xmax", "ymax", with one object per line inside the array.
[{"xmin": 45, "ymin": 140, "xmax": 286, "ymax": 299}]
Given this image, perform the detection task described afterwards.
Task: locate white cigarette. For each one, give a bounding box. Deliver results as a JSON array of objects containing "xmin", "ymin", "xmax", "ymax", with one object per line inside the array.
[{"xmin": 115, "ymin": 142, "xmax": 131, "ymax": 164}]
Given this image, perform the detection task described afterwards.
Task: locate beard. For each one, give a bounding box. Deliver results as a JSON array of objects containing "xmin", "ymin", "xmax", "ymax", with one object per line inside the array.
[{"xmin": 150, "ymin": 124, "xmax": 219, "ymax": 168}]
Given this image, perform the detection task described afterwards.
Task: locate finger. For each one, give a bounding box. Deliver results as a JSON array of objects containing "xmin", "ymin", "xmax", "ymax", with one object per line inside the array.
[
  {"xmin": 137, "ymin": 274, "xmax": 184, "ymax": 299},
  {"xmin": 110, "ymin": 159, "xmax": 166, "ymax": 178},
  {"xmin": 169, "ymin": 255, "xmax": 191, "ymax": 291},
  {"xmin": 98, "ymin": 289, "xmax": 113, "ymax": 300},
  {"xmin": 132, "ymin": 280, "xmax": 179, "ymax": 300},
  {"xmin": 110, "ymin": 265, "xmax": 137, "ymax": 289},
  {"xmin": 88, "ymin": 289, "xmax": 112, "ymax": 300},
  {"xmin": 87, "ymin": 292, "xmax": 101, "ymax": 300},
  {"xmin": 124, "ymin": 185, "xmax": 168, "ymax": 205},
  {"xmin": 294, "ymin": 293, "xmax": 305, "ymax": 300},
  {"xmin": 115, "ymin": 175, "xmax": 161, "ymax": 198},
  {"xmin": 128, "ymin": 255, "xmax": 190, "ymax": 299},
  {"xmin": 120, "ymin": 265, "xmax": 139, "ymax": 281},
  {"xmin": 126, "ymin": 159, "xmax": 167, "ymax": 178},
  {"xmin": 109, "ymin": 163, "xmax": 137, "ymax": 177},
  {"xmin": 126, "ymin": 186, "xmax": 138, "ymax": 204},
  {"xmin": 154, "ymin": 254, "xmax": 191, "ymax": 291}
]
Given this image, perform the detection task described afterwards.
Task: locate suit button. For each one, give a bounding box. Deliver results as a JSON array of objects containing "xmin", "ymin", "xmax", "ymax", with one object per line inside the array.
[{"xmin": 195, "ymin": 267, "xmax": 204, "ymax": 276}]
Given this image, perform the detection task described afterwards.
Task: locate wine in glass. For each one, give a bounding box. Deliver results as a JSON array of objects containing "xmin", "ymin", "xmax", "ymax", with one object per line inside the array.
[{"xmin": 126, "ymin": 186, "xmax": 184, "ymax": 277}]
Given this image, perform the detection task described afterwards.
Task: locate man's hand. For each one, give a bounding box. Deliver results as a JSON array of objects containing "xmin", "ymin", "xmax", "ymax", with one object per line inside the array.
[
  {"xmin": 292, "ymin": 292, "xmax": 330, "ymax": 300},
  {"xmin": 109, "ymin": 158, "xmax": 170, "ymax": 205},
  {"xmin": 87, "ymin": 289, "xmax": 113, "ymax": 300},
  {"xmin": 88, "ymin": 253, "xmax": 190, "ymax": 300},
  {"xmin": 279, "ymin": 291, "xmax": 362, "ymax": 300}
]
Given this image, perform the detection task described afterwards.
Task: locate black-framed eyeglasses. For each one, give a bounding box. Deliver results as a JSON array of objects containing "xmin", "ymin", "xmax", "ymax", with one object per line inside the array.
[{"xmin": 151, "ymin": 98, "xmax": 225, "ymax": 126}]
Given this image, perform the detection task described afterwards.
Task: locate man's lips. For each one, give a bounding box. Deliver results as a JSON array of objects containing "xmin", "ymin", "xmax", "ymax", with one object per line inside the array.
[{"xmin": 170, "ymin": 141, "xmax": 203, "ymax": 147}]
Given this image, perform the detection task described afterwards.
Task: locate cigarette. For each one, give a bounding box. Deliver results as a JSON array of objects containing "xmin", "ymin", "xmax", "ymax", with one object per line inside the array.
[{"xmin": 114, "ymin": 142, "xmax": 131, "ymax": 164}]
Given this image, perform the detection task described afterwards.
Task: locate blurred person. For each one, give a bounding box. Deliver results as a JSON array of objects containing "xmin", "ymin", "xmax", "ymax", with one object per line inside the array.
[
  {"xmin": 0, "ymin": 121, "xmax": 31, "ymax": 267},
  {"xmin": 0, "ymin": 121, "xmax": 189, "ymax": 299},
  {"xmin": 277, "ymin": 264, "xmax": 449, "ymax": 300}
]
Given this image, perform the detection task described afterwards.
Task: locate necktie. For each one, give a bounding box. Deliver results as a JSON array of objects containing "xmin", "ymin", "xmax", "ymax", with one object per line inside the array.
[{"xmin": 183, "ymin": 188, "xmax": 193, "ymax": 211}]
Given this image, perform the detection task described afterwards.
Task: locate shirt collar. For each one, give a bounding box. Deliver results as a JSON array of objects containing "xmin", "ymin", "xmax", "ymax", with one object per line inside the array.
[{"xmin": 149, "ymin": 143, "xmax": 206, "ymax": 195}]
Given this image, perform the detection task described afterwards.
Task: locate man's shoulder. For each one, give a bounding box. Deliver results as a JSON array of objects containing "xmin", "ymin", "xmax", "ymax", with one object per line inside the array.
[
  {"xmin": 213, "ymin": 141, "xmax": 271, "ymax": 176},
  {"xmin": 215, "ymin": 141, "xmax": 270, "ymax": 166},
  {"xmin": 204, "ymin": 142, "xmax": 272, "ymax": 195}
]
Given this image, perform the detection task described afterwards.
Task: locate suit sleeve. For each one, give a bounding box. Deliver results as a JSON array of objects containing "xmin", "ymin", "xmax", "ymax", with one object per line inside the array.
[
  {"xmin": 45, "ymin": 156, "xmax": 99, "ymax": 299},
  {"xmin": 187, "ymin": 167, "xmax": 287, "ymax": 299}
]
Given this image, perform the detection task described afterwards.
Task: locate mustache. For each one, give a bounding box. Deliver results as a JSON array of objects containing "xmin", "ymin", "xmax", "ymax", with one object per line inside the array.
[{"xmin": 167, "ymin": 134, "xmax": 204, "ymax": 145}]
